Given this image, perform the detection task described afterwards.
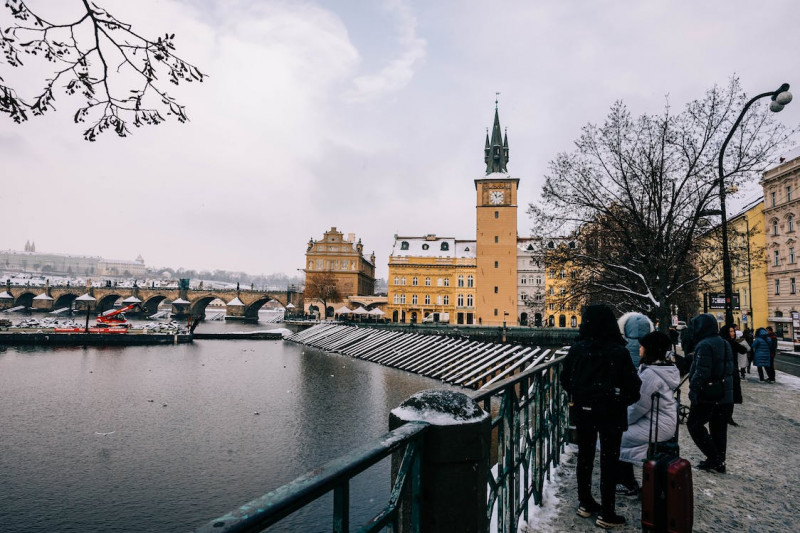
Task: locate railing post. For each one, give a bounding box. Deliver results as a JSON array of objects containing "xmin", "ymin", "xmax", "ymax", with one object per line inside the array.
[{"xmin": 390, "ymin": 389, "xmax": 491, "ymax": 533}]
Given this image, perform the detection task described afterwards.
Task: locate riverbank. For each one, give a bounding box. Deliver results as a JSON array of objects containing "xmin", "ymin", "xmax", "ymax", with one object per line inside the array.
[{"xmin": 0, "ymin": 330, "xmax": 193, "ymax": 345}]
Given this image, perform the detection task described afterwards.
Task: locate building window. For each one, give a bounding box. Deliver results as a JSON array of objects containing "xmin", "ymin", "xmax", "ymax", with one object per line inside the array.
[
  {"xmin": 393, "ymin": 294, "xmax": 399, "ymax": 304},
  {"xmin": 443, "ymin": 278, "xmax": 450, "ymax": 287},
  {"xmin": 548, "ymin": 287, "xmax": 554, "ymax": 295},
  {"xmin": 791, "ymin": 248, "xmax": 796, "ymax": 263},
  {"xmin": 743, "ymin": 288, "xmax": 748, "ymax": 306},
  {"xmin": 412, "ymin": 277, "xmax": 418, "ymax": 286},
  {"xmin": 789, "ymin": 214, "xmax": 795, "ymax": 232},
  {"xmin": 467, "ymin": 275, "xmax": 474, "ymax": 287},
  {"xmin": 424, "ymin": 294, "xmax": 430, "ymax": 305},
  {"xmin": 421, "ymin": 243, "xmax": 429, "ymax": 250},
  {"xmin": 776, "ymin": 279, "xmax": 781, "ymax": 295},
  {"xmin": 559, "ymin": 270, "xmax": 565, "ymax": 279},
  {"xmin": 401, "ymin": 277, "xmax": 406, "ymax": 285},
  {"xmin": 549, "ymin": 269, "xmax": 556, "ymax": 278},
  {"xmin": 560, "ymin": 287, "xmax": 566, "ymax": 295},
  {"xmin": 437, "ymin": 295, "xmax": 442, "ymax": 305},
  {"xmin": 457, "ymin": 275, "xmax": 464, "ymax": 287},
  {"xmin": 494, "ymin": 261, "xmax": 499, "ymax": 268},
  {"xmin": 775, "ymin": 250, "xmax": 780, "ymax": 266},
  {"xmin": 521, "ymin": 292, "xmax": 528, "ymax": 301},
  {"xmin": 570, "ymin": 271, "xmax": 577, "ymax": 279},
  {"xmin": 494, "ymin": 286, "xmax": 498, "ymax": 293},
  {"xmin": 773, "ymin": 220, "xmax": 779, "ymax": 236},
  {"xmin": 788, "ymin": 186, "xmax": 793, "ymax": 202},
  {"xmin": 400, "ymin": 294, "xmax": 406, "ymax": 304},
  {"xmin": 400, "ymin": 241, "xmax": 409, "ymax": 250},
  {"xmin": 393, "ymin": 276, "xmax": 399, "ymax": 285},
  {"xmin": 494, "ymin": 211, "xmax": 499, "ymax": 219},
  {"xmin": 458, "ymin": 294, "xmax": 464, "ymax": 306},
  {"xmin": 467, "ymin": 294, "xmax": 473, "ymax": 307},
  {"xmin": 441, "ymin": 242, "xmax": 449, "ymax": 251},
  {"xmin": 443, "ymin": 295, "xmax": 449, "ymax": 305},
  {"xmin": 425, "ymin": 277, "xmax": 431, "ymax": 286},
  {"xmin": 494, "ymin": 309, "xmax": 498, "ymax": 316},
  {"xmin": 571, "ymin": 316, "xmax": 577, "ymax": 327},
  {"xmin": 494, "ymin": 236, "xmax": 499, "ymax": 243},
  {"xmin": 412, "ymin": 294, "xmax": 418, "ymax": 305},
  {"xmin": 436, "ymin": 278, "xmax": 442, "ymax": 287},
  {"xmin": 548, "ymin": 303, "xmax": 555, "ymax": 311},
  {"xmin": 772, "ymin": 191, "xmax": 777, "ymax": 206},
  {"xmin": 793, "ymin": 278, "xmax": 797, "ymax": 294},
  {"xmin": 521, "ymin": 277, "xmax": 527, "ymax": 285},
  {"xmin": 536, "ymin": 276, "xmax": 542, "ymax": 285}
]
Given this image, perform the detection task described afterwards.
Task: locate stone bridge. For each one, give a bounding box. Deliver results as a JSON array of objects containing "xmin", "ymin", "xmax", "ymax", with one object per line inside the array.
[{"xmin": 0, "ymin": 283, "xmax": 303, "ymax": 321}]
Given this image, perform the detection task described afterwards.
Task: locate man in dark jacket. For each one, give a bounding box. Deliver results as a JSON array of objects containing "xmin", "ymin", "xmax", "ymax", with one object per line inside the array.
[
  {"xmin": 561, "ymin": 304, "xmax": 642, "ymax": 528},
  {"xmin": 687, "ymin": 314, "xmax": 734, "ymax": 473}
]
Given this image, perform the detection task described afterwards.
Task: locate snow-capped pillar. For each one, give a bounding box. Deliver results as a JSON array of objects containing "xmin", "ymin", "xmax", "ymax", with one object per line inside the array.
[{"xmin": 389, "ymin": 389, "xmax": 490, "ymax": 533}]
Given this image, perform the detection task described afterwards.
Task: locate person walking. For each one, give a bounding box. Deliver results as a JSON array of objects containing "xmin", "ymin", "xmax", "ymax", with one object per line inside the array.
[
  {"xmin": 719, "ymin": 325, "xmax": 745, "ymax": 426},
  {"xmin": 752, "ymin": 328, "xmax": 773, "ymax": 382},
  {"xmin": 616, "ymin": 331, "xmax": 680, "ymax": 495},
  {"xmin": 618, "ymin": 311, "xmax": 654, "ymax": 367},
  {"xmin": 734, "ymin": 330, "xmax": 750, "ymax": 379},
  {"xmin": 687, "ymin": 314, "xmax": 734, "ymax": 473},
  {"xmin": 562, "ymin": 304, "xmax": 642, "ymax": 529},
  {"xmin": 766, "ymin": 326, "xmax": 778, "ymax": 383}
]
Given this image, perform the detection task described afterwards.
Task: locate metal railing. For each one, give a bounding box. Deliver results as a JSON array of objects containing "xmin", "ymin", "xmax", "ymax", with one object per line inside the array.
[
  {"xmin": 471, "ymin": 350, "xmax": 570, "ymax": 533},
  {"xmin": 193, "ymin": 421, "xmax": 428, "ymax": 533}
]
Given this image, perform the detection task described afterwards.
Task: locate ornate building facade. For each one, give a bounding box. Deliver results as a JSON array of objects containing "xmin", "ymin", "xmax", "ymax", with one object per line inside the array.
[
  {"xmin": 762, "ymin": 152, "xmax": 800, "ymax": 338},
  {"xmin": 304, "ymin": 227, "xmax": 376, "ymax": 317},
  {"xmin": 517, "ymin": 238, "xmax": 545, "ymax": 326}
]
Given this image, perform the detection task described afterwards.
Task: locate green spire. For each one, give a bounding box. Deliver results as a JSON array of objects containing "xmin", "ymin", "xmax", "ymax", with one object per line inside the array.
[{"xmin": 485, "ymin": 101, "xmax": 508, "ymax": 174}]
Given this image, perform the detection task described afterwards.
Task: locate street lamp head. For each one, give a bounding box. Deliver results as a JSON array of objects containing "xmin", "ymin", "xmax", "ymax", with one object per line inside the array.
[
  {"xmin": 770, "ymin": 100, "xmax": 785, "ymax": 113},
  {"xmin": 775, "ymin": 91, "xmax": 793, "ymax": 106}
]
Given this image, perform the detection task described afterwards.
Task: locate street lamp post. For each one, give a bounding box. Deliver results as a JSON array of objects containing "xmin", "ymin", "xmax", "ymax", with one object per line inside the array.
[{"xmin": 718, "ymin": 83, "xmax": 792, "ymax": 326}]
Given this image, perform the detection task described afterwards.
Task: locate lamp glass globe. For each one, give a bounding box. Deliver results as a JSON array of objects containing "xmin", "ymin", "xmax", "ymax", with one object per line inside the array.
[
  {"xmin": 776, "ymin": 91, "xmax": 793, "ymax": 105},
  {"xmin": 770, "ymin": 101, "xmax": 785, "ymax": 113}
]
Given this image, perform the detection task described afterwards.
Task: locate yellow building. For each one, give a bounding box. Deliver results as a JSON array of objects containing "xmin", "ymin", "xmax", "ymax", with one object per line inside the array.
[
  {"xmin": 698, "ymin": 199, "xmax": 768, "ymax": 330},
  {"xmin": 543, "ymin": 238, "xmax": 582, "ymax": 328},
  {"xmin": 386, "ymin": 236, "xmax": 476, "ymax": 324},
  {"xmin": 304, "ymin": 227, "xmax": 376, "ymax": 317},
  {"xmin": 387, "ymin": 103, "xmax": 519, "ymax": 326}
]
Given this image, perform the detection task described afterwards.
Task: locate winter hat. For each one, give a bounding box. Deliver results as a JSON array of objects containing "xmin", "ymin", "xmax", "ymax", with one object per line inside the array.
[
  {"xmin": 639, "ymin": 331, "xmax": 671, "ymax": 363},
  {"xmin": 735, "ymin": 330, "xmax": 743, "ymax": 339}
]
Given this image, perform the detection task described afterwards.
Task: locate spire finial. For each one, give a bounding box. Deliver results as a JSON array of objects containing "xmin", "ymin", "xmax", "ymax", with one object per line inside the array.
[{"xmin": 495, "ymin": 92, "xmax": 500, "ymax": 109}]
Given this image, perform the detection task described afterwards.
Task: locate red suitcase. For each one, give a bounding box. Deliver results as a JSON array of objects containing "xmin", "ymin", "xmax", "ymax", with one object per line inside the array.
[{"xmin": 641, "ymin": 386, "xmax": 694, "ymax": 533}]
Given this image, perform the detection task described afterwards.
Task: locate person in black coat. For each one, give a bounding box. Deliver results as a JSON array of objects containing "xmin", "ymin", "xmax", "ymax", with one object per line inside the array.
[
  {"xmin": 561, "ymin": 304, "xmax": 642, "ymax": 529},
  {"xmin": 719, "ymin": 324, "xmax": 745, "ymax": 426},
  {"xmin": 687, "ymin": 314, "xmax": 734, "ymax": 473}
]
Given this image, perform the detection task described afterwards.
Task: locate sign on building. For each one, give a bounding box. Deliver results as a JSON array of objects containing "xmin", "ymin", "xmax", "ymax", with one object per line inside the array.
[{"xmin": 706, "ymin": 292, "xmax": 740, "ymax": 310}]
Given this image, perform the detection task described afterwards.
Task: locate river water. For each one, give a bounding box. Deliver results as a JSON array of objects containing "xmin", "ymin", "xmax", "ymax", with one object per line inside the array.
[{"xmin": 0, "ymin": 315, "xmax": 455, "ymax": 532}]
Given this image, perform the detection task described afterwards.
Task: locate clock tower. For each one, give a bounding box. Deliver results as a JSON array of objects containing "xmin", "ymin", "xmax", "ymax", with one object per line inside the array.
[{"xmin": 475, "ymin": 102, "xmax": 519, "ymax": 326}]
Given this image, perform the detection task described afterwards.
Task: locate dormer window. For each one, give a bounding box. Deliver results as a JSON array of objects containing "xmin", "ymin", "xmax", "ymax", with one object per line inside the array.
[
  {"xmin": 400, "ymin": 241, "xmax": 409, "ymax": 250},
  {"xmin": 422, "ymin": 244, "xmax": 429, "ymax": 250},
  {"xmin": 440, "ymin": 242, "xmax": 449, "ymax": 251}
]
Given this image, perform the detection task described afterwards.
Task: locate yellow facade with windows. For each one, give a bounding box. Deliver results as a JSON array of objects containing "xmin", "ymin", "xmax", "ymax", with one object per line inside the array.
[
  {"xmin": 542, "ymin": 239, "xmax": 583, "ymax": 328},
  {"xmin": 697, "ymin": 200, "xmax": 768, "ymax": 330},
  {"xmin": 387, "ymin": 236, "xmax": 477, "ymax": 324}
]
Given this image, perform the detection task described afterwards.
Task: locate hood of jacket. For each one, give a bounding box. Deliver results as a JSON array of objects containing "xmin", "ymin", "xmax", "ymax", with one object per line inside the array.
[
  {"xmin": 691, "ymin": 313, "xmax": 718, "ymax": 340},
  {"xmin": 755, "ymin": 327, "xmax": 768, "ymax": 339},
  {"xmin": 640, "ymin": 363, "xmax": 681, "ymax": 390},
  {"xmin": 618, "ymin": 312, "xmax": 653, "ymax": 340}
]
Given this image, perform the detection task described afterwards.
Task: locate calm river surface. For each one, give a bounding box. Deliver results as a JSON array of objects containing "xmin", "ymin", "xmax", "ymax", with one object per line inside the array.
[{"xmin": 0, "ymin": 317, "xmax": 455, "ymax": 532}]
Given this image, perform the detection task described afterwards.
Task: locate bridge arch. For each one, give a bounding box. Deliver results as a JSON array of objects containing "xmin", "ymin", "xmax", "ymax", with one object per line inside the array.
[
  {"xmin": 242, "ymin": 297, "xmax": 279, "ymax": 319},
  {"xmin": 142, "ymin": 295, "xmax": 168, "ymax": 316},
  {"xmin": 97, "ymin": 294, "xmax": 123, "ymax": 314},
  {"xmin": 54, "ymin": 293, "xmax": 79, "ymax": 310},
  {"xmin": 188, "ymin": 295, "xmax": 226, "ymax": 318},
  {"xmin": 14, "ymin": 291, "xmax": 36, "ymax": 309}
]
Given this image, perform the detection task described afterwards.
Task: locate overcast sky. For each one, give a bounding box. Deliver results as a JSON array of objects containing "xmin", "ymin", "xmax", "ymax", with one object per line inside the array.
[{"xmin": 2, "ymin": 0, "xmax": 799, "ymax": 279}]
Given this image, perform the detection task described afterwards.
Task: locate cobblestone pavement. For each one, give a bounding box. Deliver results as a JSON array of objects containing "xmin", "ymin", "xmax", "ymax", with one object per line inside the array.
[{"xmin": 524, "ymin": 370, "xmax": 800, "ymax": 532}]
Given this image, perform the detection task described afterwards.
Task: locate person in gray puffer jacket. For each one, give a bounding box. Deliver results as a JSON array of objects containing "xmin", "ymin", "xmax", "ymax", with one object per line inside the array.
[
  {"xmin": 618, "ymin": 312, "xmax": 654, "ymax": 367},
  {"xmin": 687, "ymin": 313, "xmax": 734, "ymax": 473}
]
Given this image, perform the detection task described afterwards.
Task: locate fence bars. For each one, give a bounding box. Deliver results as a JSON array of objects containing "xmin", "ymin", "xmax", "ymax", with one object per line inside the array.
[{"xmin": 472, "ymin": 350, "xmax": 569, "ymax": 533}]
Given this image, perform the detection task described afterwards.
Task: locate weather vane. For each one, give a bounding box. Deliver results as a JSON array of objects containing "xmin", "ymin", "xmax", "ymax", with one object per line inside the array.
[{"xmin": 495, "ymin": 92, "xmax": 501, "ymax": 108}]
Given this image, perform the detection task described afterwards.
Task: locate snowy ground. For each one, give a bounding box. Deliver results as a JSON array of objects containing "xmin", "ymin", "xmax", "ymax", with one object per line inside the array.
[{"xmin": 520, "ymin": 369, "xmax": 800, "ymax": 532}]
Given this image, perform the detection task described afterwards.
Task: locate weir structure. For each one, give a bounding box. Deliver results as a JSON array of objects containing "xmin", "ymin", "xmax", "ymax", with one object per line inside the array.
[{"xmin": 194, "ymin": 336, "xmax": 570, "ymax": 532}]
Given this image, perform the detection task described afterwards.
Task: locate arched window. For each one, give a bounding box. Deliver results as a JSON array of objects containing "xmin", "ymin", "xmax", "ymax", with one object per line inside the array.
[
  {"xmin": 412, "ymin": 294, "xmax": 418, "ymax": 305},
  {"xmin": 443, "ymin": 295, "xmax": 449, "ymax": 305},
  {"xmin": 424, "ymin": 294, "xmax": 431, "ymax": 305},
  {"xmin": 569, "ymin": 241, "xmax": 576, "ymax": 249},
  {"xmin": 547, "ymin": 241, "xmax": 555, "ymax": 249},
  {"xmin": 457, "ymin": 275, "xmax": 464, "ymax": 287},
  {"xmin": 570, "ymin": 316, "xmax": 577, "ymax": 327},
  {"xmin": 773, "ymin": 219, "xmax": 779, "ymax": 236},
  {"xmin": 559, "ymin": 315, "xmax": 566, "ymax": 327},
  {"xmin": 401, "ymin": 277, "xmax": 406, "ymax": 285},
  {"xmin": 467, "ymin": 275, "xmax": 474, "ymax": 287},
  {"xmin": 440, "ymin": 242, "xmax": 449, "ymax": 251},
  {"xmin": 467, "ymin": 294, "xmax": 473, "ymax": 307},
  {"xmin": 393, "ymin": 294, "xmax": 400, "ymax": 304},
  {"xmin": 443, "ymin": 278, "xmax": 450, "ymax": 287},
  {"xmin": 457, "ymin": 294, "xmax": 464, "ymax": 306},
  {"xmin": 400, "ymin": 241, "xmax": 409, "ymax": 250},
  {"xmin": 393, "ymin": 276, "xmax": 399, "ymax": 285}
]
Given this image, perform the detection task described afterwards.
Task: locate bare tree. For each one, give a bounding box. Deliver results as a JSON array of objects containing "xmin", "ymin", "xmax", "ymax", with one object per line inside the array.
[
  {"xmin": 530, "ymin": 78, "xmax": 794, "ymax": 328},
  {"xmin": 0, "ymin": 0, "xmax": 204, "ymax": 140},
  {"xmin": 304, "ymin": 272, "xmax": 342, "ymax": 319}
]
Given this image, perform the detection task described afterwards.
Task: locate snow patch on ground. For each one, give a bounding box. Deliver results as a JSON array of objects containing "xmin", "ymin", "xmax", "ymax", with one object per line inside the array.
[{"xmin": 518, "ymin": 444, "xmax": 576, "ymax": 532}]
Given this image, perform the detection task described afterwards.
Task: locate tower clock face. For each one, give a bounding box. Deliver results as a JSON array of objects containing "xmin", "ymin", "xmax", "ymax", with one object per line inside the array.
[{"xmin": 490, "ymin": 190, "xmax": 504, "ymax": 205}]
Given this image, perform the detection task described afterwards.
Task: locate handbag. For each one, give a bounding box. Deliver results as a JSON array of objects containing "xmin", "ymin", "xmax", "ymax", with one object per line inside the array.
[{"xmin": 698, "ymin": 377, "xmax": 724, "ymax": 402}]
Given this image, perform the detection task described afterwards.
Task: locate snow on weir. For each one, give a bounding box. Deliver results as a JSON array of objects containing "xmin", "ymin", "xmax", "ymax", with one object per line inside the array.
[{"xmin": 285, "ymin": 324, "xmax": 561, "ymax": 389}]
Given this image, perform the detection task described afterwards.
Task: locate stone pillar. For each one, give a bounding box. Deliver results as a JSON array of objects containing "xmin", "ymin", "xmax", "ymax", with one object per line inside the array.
[{"xmin": 389, "ymin": 389, "xmax": 490, "ymax": 533}]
